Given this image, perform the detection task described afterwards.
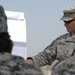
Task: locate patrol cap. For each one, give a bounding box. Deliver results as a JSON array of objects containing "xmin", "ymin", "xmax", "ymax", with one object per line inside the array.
[
  {"xmin": 0, "ymin": 5, "xmax": 8, "ymax": 33},
  {"xmin": 61, "ymin": 5, "xmax": 75, "ymax": 21}
]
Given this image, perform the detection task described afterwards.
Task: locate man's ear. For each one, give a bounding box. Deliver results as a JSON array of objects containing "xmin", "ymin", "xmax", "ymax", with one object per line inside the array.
[{"xmin": 10, "ymin": 40, "xmax": 14, "ymax": 53}]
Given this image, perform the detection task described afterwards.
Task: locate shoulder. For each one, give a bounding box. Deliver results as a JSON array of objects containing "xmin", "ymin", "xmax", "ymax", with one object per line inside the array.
[
  {"xmin": 51, "ymin": 33, "xmax": 69, "ymax": 45},
  {"xmin": 52, "ymin": 33, "xmax": 70, "ymax": 44},
  {"xmin": 11, "ymin": 55, "xmax": 24, "ymax": 62},
  {"xmin": 11, "ymin": 55, "xmax": 43, "ymax": 75},
  {"xmin": 44, "ymin": 33, "xmax": 69, "ymax": 49},
  {"xmin": 55, "ymin": 33, "xmax": 70, "ymax": 40},
  {"xmin": 19, "ymin": 63, "xmax": 44, "ymax": 75}
]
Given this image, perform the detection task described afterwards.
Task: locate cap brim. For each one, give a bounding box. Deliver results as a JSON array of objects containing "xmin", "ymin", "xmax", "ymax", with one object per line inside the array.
[{"xmin": 60, "ymin": 14, "xmax": 75, "ymax": 21}]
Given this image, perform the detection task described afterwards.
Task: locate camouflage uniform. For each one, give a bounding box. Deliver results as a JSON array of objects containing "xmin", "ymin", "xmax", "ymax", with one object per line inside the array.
[
  {"xmin": 32, "ymin": 33, "xmax": 75, "ymax": 67},
  {"xmin": 52, "ymin": 56, "xmax": 75, "ymax": 75},
  {"xmin": 0, "ymin": 52, "xmax": 44, "ymax": 75}
]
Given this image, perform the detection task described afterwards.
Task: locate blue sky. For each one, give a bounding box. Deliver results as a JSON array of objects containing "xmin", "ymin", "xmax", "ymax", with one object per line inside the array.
[{"xmin": 0, "ymin": 0, "xmax": 75, "ymax": 56}]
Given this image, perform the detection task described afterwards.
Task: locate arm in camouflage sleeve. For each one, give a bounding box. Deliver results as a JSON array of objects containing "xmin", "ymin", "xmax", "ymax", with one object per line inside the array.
[{"xmin": 32, "ymin": 40, "xmax": 58, "ymax": 67}]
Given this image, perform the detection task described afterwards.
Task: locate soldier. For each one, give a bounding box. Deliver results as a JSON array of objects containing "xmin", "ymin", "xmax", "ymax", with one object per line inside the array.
[
  {"xmin": 25, "ymin": 4, "xmax": 75, "ymax": 68},
  {"xmin": 0, "ymin": 5, "xmax": 44, "ymax": 75}
]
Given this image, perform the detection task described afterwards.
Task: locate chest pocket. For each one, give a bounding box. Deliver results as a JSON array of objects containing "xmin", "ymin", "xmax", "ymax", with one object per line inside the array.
[{"xmin": 57, "ymin": 42, "xmax": 75, "ymax": 60}]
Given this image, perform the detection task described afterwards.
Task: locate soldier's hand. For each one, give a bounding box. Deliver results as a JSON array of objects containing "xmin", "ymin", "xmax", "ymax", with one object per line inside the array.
[{"xmin": 25, "ymin": 59, "xmax": 34, "ymax": 64}]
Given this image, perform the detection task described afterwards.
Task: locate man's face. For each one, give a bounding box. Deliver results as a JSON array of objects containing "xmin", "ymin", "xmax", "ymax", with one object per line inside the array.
[{"xmin": 64, "ymin": 20, "xmax": 75, "ymax": 33}]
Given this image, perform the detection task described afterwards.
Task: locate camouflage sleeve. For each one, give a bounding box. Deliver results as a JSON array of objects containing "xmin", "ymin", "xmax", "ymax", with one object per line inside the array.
[
  {"xmin": 52, "ymin": 56, "xmax": 75, "ymax": 75},
  {"xmin": 32, "ymin": 40, "xmax": 57, "ymax": 67}
]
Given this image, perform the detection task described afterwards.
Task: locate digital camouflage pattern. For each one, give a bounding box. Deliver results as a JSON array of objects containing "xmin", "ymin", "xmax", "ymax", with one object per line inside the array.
[
  {"xmin": 0, "ymin": 52, "xmax": 44, "ymax": 75},
  {"xmin": 52, "ymin": 55, "xmax": 75, "ymax": 75},
  {"xmin": 0, "ymin": 5, "xmax": 8, "ymax": 33},
  {"xmin": 32, "ymin": 33, "xmax": 75, "ymax": 67}
]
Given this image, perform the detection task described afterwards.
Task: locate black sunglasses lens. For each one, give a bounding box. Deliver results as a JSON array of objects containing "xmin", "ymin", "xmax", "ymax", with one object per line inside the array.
[{"xmin": 64, "ymin": 20, "xmax": 72, "ymax": 23}]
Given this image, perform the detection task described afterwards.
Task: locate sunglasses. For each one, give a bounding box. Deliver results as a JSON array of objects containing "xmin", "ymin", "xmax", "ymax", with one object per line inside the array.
[{"xmin": 64, "ymin": 20, "xmax": 75, "ymax": 24}]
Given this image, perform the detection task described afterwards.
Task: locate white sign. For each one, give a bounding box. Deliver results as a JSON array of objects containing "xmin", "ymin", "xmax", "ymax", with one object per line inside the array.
[
  {"xmin": 5, "ymin": 11, "xmax": 27, "ymax": 59},
  {"xmin": 5, "ymin": 11, "xmax": 27, "ymax": 42}
]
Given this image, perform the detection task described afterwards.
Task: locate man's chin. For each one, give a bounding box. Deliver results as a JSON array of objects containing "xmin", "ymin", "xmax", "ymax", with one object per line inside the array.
[{"xmin": 67, "ymin": 29, "xmax": 71, "ymax": 33}]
